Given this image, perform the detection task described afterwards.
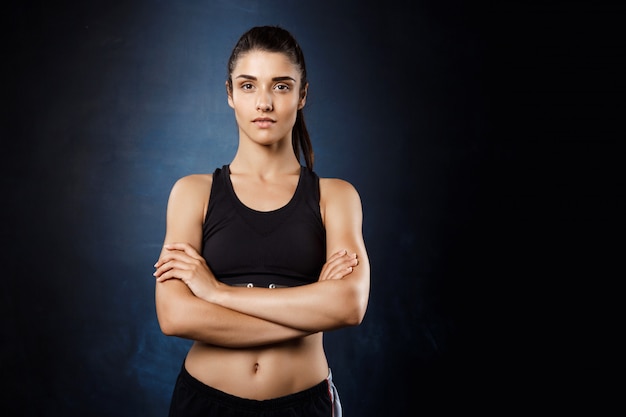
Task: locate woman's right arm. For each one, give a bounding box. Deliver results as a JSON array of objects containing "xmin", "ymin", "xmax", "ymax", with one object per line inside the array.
[
  {"xmin": 156, "ymin": 280, "xmax": 312, "ymax": 348},
  {"xmin": 154, "ymin": 175, "xmax": 312, "ymax": 348}
]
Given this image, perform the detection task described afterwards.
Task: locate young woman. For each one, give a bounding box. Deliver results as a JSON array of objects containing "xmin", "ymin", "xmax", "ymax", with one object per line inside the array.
[{"xmin": 153, "ymin": 26, "xmax": 370, "ymax": 417}]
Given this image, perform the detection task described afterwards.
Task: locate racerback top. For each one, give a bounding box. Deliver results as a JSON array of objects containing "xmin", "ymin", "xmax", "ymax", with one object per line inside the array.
[{"xmin": 202, "ymin": 165, "xmax": 326, "ymax": 287}]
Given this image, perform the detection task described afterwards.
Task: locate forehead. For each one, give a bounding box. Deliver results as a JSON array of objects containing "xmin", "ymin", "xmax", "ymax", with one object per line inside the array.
[{"xmin": 232, "ymin": 50, "xmax": 300, "ymax": 80}]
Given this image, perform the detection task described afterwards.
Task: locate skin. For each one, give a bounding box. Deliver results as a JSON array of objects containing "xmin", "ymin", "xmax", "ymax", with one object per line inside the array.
[{"xmin": 154, "ymin": 50, "xmax": 370, "ymax": 400}]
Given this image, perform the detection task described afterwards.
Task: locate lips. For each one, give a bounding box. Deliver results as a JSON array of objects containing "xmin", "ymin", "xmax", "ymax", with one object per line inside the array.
[{"xmin": 252, "ymin": 117, "xmax": 275, "ymax": 128}]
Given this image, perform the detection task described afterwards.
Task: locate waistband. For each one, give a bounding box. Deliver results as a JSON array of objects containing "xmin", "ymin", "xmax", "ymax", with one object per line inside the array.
[{"xmin": 178, "ymin": 364, "xmax": 331, "ymax": 411}]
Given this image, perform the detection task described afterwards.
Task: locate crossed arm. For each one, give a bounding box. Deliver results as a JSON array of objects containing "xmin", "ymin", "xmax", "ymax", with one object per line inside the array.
[{"xmin": 154, "ymin": 175, "xmax": 370, "ymax": 347}]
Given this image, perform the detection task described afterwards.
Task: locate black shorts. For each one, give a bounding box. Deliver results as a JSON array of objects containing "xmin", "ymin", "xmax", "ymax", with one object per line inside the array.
[{"xmin": 168, "ymin": 365, "xmax": 337, "ymax": 417}]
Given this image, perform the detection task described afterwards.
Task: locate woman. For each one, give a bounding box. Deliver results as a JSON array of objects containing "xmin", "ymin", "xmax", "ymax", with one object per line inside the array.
[{"xmin": 153, "ymin": 26, "xmax": 370, "ymax": 416}]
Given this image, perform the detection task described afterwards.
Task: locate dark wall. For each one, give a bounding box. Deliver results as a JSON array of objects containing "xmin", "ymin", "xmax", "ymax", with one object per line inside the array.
[{"xmin": 3, "ymin": 1, "xmax": 623, "ymax": 415}]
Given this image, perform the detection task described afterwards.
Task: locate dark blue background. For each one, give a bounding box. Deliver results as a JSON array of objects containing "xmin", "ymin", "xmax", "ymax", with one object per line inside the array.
[{"xmin": 3, "ymin": 1, "xmax": 623, "ymax": 415}]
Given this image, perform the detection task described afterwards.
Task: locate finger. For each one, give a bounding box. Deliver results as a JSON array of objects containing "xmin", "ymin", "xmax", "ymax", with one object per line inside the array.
[
  {"xmin": 155, "ymin": 243, "xmax": 199, "ymax": 268},
  {"xmin": 164, "ymin": 242, "xmax": 204, "ymax": 260},
  {"xmin": 155, "ymin": 263, "xmax": 196, "ymax": 282},
  {"xmin": 156, "ymin": 270, "xmax": 187, "ymax": 283},
  {"xmin": 155, "ymin": 269, "xmax": 179, "ymax": 283},
  {"xmin": 326, "ymin": 252, "xmax": 358, "ymax": 270},
  {"xmin": 331, "ymin": 253, "xmax": 358, "ymax": 270},
  {"xmin": 319, "ymin": 252, "xmax": 350, "ymax": 277},
  {"xmin": 325, "ymin": 249, "xmax": 349, "ymax": 264},
  {"xmin": 154, "ymin": 259, "xmax": 194, "ymax": 278},
  {"xmin": 154, "ymin": 253, "xmax": 182, "ymax": 269},
  {"xmin": 319, "ymin": 253, "xmax": 358, "ymax": 281},
  {"xmin": 333, "ymin": 266, "xmax": 354, "ymax": 280},
  {"xmin": 154, "ymin": 246, "xmax": 183, "ymax": 268},
  {"xmin": 318, "ymin": 254, "xmax": 344, "ymax": 280},
  {"xmin": 328, "ymin": 261, "xmax": 357, "ymax": 279},
  {"xmin": 322, "ymin": 265, "xmax": 354, "ymax": 281},
  {"xmin": 155, "ymin": 248, "xmax": 200, "ymax": 268}
]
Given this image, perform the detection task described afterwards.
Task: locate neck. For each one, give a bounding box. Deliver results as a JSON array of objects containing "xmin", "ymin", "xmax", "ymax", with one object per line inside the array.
[{"xmin": 230, "ymin": 146, "xmax": 301, "ymax": 177}]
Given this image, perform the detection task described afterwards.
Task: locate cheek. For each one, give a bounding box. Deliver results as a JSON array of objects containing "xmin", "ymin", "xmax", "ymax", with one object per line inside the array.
[
  {"xmin": 279, "ymin": 96, "xmax": 301, "ymax": 114},
  {"xmin": 283, "ymin": 109, "xmax": 299, "ymax": 129},
  {"xmin": 230, "ymin": 95, "xmax": 254, "ymax": 115}
]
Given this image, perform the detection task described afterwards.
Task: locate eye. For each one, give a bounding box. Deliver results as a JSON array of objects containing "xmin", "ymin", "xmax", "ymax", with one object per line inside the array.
[
  {"xmin": 274, "ymin": 84, "xmax": 291, "ymax": 91},
  {"xmin": 241, "ymin": 83, "xmax": 254, "ymax": 90}
]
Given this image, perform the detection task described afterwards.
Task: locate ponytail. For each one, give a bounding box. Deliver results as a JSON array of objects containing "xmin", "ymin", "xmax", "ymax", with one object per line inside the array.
[{"xmin": 293, "ymin": 110, "xmax": 314, "ymax": 170}]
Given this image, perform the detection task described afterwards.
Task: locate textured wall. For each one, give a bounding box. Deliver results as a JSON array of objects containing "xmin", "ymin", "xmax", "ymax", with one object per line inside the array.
[{"xmin": 4, "ymin": 0, "xmax": 622, "ymax": 415}]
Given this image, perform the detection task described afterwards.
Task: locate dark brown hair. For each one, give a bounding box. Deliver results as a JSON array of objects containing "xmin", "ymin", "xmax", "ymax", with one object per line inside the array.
[{"xmin": 226, "ymin": 26, "xmax": 314, "ymax": 170}]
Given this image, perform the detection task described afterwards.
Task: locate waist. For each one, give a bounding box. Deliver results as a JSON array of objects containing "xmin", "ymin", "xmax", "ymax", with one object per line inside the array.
[
  {"xmin": 184, "ymin": 334, "xmax": 328, "ymax": 400},
  {"xmin": 177, "ymin": 363, "xmax": 332, "ymax": 410}
]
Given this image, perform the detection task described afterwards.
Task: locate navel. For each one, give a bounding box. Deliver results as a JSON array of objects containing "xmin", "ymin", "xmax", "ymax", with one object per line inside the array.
[{"xmin": 253, "ymin": 362, "xmax": 260, "ymax": 373}]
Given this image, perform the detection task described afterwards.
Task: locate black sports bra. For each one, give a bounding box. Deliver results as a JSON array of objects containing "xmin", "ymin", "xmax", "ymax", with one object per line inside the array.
[{"xmin": 201, "ymin": 165, "xmax": 326, "ymax": 288}]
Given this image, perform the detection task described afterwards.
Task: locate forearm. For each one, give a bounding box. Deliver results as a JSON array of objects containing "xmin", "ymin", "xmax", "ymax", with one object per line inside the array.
[
  {"xmin": 211, "ymin": 274, "xmax": 369, "ymax": 332},
  {"xmin": 156, "ymin": 280, "xmax": 312, "ymax": 348}
]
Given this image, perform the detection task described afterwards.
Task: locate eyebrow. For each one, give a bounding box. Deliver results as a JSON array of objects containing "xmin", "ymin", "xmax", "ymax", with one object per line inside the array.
[{"xmin": 235, "ymin": 74, "xmax": 296, "ymax": 82}]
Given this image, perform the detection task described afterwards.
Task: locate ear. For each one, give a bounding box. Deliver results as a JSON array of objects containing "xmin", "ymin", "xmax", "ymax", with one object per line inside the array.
[
  {"xmin": 226, "ymin": 81, "xmax": 234, "ymax": 109},
  {"xmin": 298, "ymin": 83, "xmax": 308, "ymax": 110}
]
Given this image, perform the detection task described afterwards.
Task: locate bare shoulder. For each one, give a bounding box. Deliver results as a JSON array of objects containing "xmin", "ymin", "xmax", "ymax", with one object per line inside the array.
[
  {"xmin": 319, "ymin": 178, "xmax": 363, "ymax": 221},
  {"xmin": 172, "ymin": 173, "xmax": 213, "ymax": 193},
  {"xmin": 168, "ymin": 173, "xmax": 213, "ymax": 212},
  {"xmin": 319, "ymin": 177, "xmax": 361, "ymax": 201}
]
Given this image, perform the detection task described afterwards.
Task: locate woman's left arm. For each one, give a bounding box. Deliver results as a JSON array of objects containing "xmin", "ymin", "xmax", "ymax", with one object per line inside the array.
[{"xmin": 210, "ymin": 178, "xmax": 370, "ymax": 332}]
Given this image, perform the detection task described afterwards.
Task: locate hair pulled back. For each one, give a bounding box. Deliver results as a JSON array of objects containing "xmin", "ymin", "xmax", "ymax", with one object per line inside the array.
[{"xmin": 227, "ymin": 26, "xmax": 314, "ymax": 170}]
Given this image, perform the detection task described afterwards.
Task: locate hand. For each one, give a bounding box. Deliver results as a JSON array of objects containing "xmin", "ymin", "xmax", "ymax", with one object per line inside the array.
[
  {"xmin": 318, "ymin": 249, "xmax": 359, "ymax": 281},
  {"xmin": 153, "ymin": 242, "xmax": 220, "ymax": 301}
]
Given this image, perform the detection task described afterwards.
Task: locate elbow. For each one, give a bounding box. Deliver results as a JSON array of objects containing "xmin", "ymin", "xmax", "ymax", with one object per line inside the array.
[
  {"xmin": 156, "ymin": 301, "xmax": 187, "ymax": 337},
  {"xmin": 342, "ymin": 285, "xmax": 369, "ymax": 327},
  {"xmin": 157, "ymin": 314, "xmax": 177, "ymax": 336},
  {"xmin": 155, "ymin": 281, "xmax": 197, "ymax": 338},
  {"xmin": 346, "ymin": 302, "xmax": 368, "ymax": 327},
  {"xmin": 156, "ymin": 311, "xmax": 177, "ymax": 336}
]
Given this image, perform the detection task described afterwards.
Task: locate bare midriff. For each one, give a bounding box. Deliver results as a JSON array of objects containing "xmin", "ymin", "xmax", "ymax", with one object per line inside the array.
[{"xmin": 184, "ymin": 332, "xmax": 329, "ymax": 400}]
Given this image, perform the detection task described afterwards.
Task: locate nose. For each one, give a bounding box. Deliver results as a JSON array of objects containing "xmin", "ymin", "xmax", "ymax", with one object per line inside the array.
[{"xmin": 256, "ymin": 90, "xmax": 273, "ymax": 112}]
